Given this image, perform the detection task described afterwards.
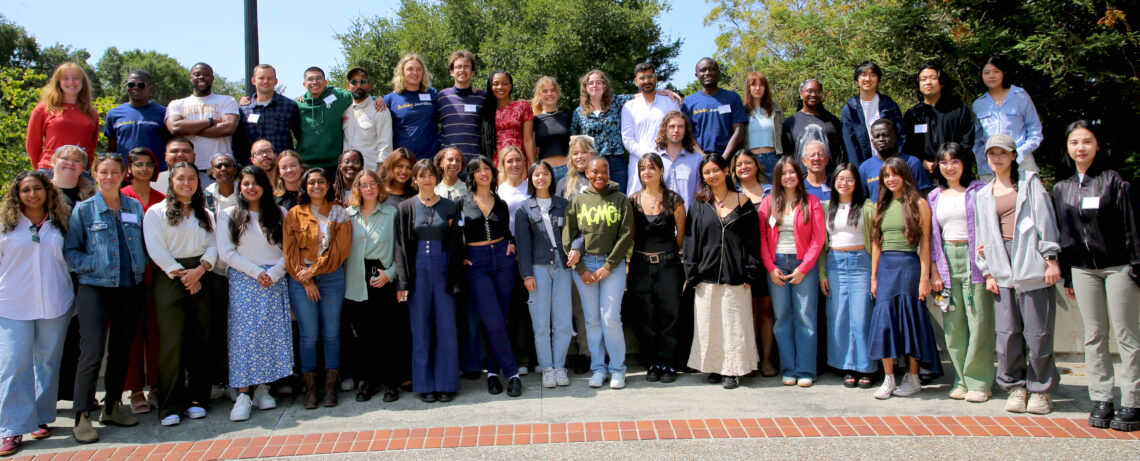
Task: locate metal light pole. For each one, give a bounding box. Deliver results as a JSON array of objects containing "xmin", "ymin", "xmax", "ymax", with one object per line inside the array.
[{"xmin": 243, "ymin": 0, "xmax": 259, "ymax": 96}]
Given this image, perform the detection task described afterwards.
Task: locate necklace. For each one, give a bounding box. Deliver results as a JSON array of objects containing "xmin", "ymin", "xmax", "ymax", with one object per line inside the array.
[{"xmin": 714, "ymin": 192, "xmax": 730, "ymax": 208}]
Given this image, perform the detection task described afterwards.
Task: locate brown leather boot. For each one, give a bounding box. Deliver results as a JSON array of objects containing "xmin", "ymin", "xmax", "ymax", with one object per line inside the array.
[
  {"xmin": 302, "ymin": 372, "xmax": 319, "ymax": 409},
  {"xmin": 322, "ymin": 369, "xmax": 340, "ymax": 407}
]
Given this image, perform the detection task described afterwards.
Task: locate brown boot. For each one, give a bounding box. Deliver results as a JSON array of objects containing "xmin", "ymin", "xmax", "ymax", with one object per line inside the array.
[
  {"xmin": 73, "ymin": 412, "xmax": 98, "ymax": 444},
  {"xmin": 302, "ymin": 372, "xmax": 319, "ymax": 409},
  {"xmin": 100, "ymin": 400, "xmax": 138, "ymax": 427},
  {"xmin": 322, "ymin": 369, "xmax": 340, "ymax": 407}
]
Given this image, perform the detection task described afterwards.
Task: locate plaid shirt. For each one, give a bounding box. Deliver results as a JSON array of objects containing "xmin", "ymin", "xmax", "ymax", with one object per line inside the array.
[{"xmin": 234, "ymin": 92, "xmax": 301, "ymax": 165}]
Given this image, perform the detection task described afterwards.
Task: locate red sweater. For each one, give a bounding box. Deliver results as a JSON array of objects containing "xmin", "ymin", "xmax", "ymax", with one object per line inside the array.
[
  {"xmin": 26, "ymin": 103, "xmax": 99, "ymax": 169},
  {"xmin": 757, "ymin": 194, "xmax": 826, "ymax": 275}
]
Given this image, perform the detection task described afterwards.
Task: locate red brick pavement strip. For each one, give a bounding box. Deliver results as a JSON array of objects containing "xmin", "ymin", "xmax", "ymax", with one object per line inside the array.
[{"xmin": 13, "ymin": 417, "xmax": 1137, "ymax": 460}]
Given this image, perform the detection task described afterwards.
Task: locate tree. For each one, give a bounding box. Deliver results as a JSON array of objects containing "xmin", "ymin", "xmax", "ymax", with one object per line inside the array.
[
  {"xmin": 0, "ymin": 14, "xmax": 40, "ymax": 69},
  {"xmin": 0, "ymin": 67, "xmax": 45, "ymax": 195},
  {"xmin": 97, "ymin": 47, "xmax": 194, "ymax": 106},
  {"xmin": 334, "ymin": 0, "xmax": 682, "ymax": 108}
]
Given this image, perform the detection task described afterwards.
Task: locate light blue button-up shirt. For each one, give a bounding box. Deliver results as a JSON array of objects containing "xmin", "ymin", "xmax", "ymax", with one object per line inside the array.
[
  {"xmin": 657, "ymin": 148, "xmax": 703, "ymax": 211},
  {"xmin": 972, "ymin": 85, "xmax": 1043, "ymax": 175}
]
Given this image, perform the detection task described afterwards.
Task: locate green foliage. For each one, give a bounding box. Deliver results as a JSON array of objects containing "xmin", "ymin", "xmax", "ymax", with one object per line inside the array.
[
  {"xmin": 96, "ymin": 47, "xmax": 194, "ymax": 106},
  {"xmin": 334, "ymin": 0, "xmax": 682, "ymax": 109},
  {"xmin": 0, "ymin": 67, "xmax": 44, "ymax": 196}
]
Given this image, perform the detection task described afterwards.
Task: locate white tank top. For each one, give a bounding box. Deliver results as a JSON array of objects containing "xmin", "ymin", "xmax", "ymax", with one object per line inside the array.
[
  {"xmin": 776, "ymin": 208, "xmax": 797, "ymax": 254},
  {"xmin": 829, "ymin": 202, "xmax": 864, "ymax": 247},
  {"xmin": 937, "ymin": 193, "xmax": 968, "ymax": 241}
]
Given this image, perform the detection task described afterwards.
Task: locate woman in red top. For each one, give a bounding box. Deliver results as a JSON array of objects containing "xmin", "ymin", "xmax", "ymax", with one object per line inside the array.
[
  {"xmin": 486, "ymin": 70, "xmax": 535, "ymax": 166},
  {"xmin": 121, "ymin": 147, "xmax": 166, "ymax": 211},
  {"xmin": 26, "ymin": 62, "xmax": 99, "ymax": 169}
]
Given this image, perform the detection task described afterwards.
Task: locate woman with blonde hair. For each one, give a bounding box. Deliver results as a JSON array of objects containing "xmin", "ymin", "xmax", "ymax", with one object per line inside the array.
[
  {"xmin": 555, "ymin": 136, "xmax": 596, "ymax": 200},
  {"xmin": 50, "ymin": 145, "xmax": 95, "ymax": 207},
  {"xmin": 532, "ymin": 77, "xmax": 571, "ymax": 184},
  {"xmin": 27, "ymin": 62, "xmax": 99, "ymax": 169},
  {"xmin": 274, "ymin": 150, "xmax": 306, "ymax": 211},
  {"xmin": 384, "ymin": 53, "xmax": 439, "ymax": 160}
]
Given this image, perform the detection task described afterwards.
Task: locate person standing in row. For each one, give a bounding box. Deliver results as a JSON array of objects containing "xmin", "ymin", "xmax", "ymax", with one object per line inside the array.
[
  {"xmin": 554, "ymin": 136, "xmax": 596, "ymax": 373},
  {"xmin": 974, "ymin": 134, "xmax": 1061, "ymax": 415},
  {"xmin": 927, "ymin": 143, "xmax": 995, "ymax": 403},
  {"xmin": 731, "ymin": 151, "xmax": 776, "ymax": 377},
  {"xmin": 564, "ymin": 157, "xmax": 634, "ymax": 389},
  {"xmin": 841, "ymin": 62, "xmax": 904, "ymax": 167},
  {"xmin": 385, "ymin": 54, "xmax": 440, "ymax": 161},
  {"xmin": 682, "ymin": 58, "xmax": 746, "ymax": 158},
  {"xmin": 434, "ymin": 148, "xmax": 468, "ymax": 202},
  {"xmin": 622, "ymin": 62, "xmax": 680, "ymax": 196},
  {"xmin": 120, "ymin": 146, "xmax": 165, "ymax": 412},
  {"xmin": 572, "ymin": 70, "xmax": 635, "ymax": 192},
  {"xmin": 686, "ymin": 154, "xmax": 762, "ymax": 389},
  {"xmin": 860, "ymin": 120, "xmax": 932, "ymax": 201},
  {"xmin": 234, "ymin": 65, "xmax": 300, "ymax": 167},
  {"xmin": 64, "ymin": 154, "xmax": 148, "ymax": 443},
  {"xmin": 902, "ymin": 63, "xmax": 974, "ymax": 173},
  {"xmin": 105, "ymin": 70, "xmax": 169, "ymax": 171},
  {"xmin": 380, "ymin": 148, "xmax": 416, "ymax": 206},
  {"xmin": 283, "ymin": 168, "xmax": 352, "ymax": 409},
  {"xmin": 342, "ymin": 67, "xmax": 393, "ymax": 170},
  {"xmin": 650, "ymin": 111, "xmax": 704, "ymax": 211},
  {"xmin": 1052, "ymin": 121, "xmax": 1140, "ymax": 432},
  {"xmin": 438, "ymin": 50, "xmax": 487, "ymax": 160},
  {"xmin": 742, "ymin": 71, "xmax": 783, "ymax": 176},
  {"xmin": 274, "ymin": 150, "xmax": 306, "ymax": 210},
  {"xmin": 165, "ymin": 63, "xmax": 239, "ymax": 188},
  {"xmin": 27, "ymin": 62, "xmax": 99, "ymax": 170},
  {"xmin": 217, "ymin": 166, "xmax": 292, "ymax": 420},
  {"xmin": 487, "ymin": 70, "xmax": 535, "ymax": 166},
  {"xmin": 532, "ymin": 77, "xmax": 571, "ymax": 184},
  {"xmin": 782, "ymin": 79, "xmax": 844, "ymax": 165},
  {"xmin": 296, "ymin": 67, "xmax": 354, "ymax": 173},
  {"xmin": 0, "ymin": 172, "xmax": 74, "ymax": 456},
  {"xmin": 972, "ymin": 56, "xmax": 1043, "ymax": 178}
]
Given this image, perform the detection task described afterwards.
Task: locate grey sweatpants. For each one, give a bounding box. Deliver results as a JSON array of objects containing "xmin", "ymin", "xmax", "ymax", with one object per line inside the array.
[
  {"xmin": 994, "ymin": 284, "xmax": 1059, "ymax": 394},
  {"xmin": 1072, "ymin": 265, "xmax": 1140, "ymax": 407}
]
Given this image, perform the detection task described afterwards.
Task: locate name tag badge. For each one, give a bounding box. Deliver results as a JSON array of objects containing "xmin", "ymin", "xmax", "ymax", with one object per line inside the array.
[
  {"xmin": 323, "ymin": 94, "xmax": 337, "ymax": 105},
  {"xmin": 419, "ymin": 93, "xmax": 432, "ymax": 102},
  {"xmin": 717, "ymin": 104, "xmax": 732, "ymax": 115},
  {"xmin": 457, "ymin": 215, "xmax": 465, "ymax": 227},
  {"xmin": 464, "ymin": 104, "xmax": 477, "ymax": 113},
  {"xmin": 675, "ymin": 165, "xmax": 690, "ymax": 180},
  {"xmin": 1017, "ymin": 218, "xmax": 1034, "ymax": 233},
  {"xmin": 767, "ymin": 215, "xmax": 777, "ymax": 228},
  {"xmin": 1081, "ymin": 196, "xmax": 1101, "ymax": 210},
  {"xmin": 247, "ymin": 113, "xmax": 260, "ymax": 123},
  {"xmin": 914, "ymin": 124, "xmax": 928, "ymax": 134},
  {"xmin": 121, "ymin": 213, "xmax": 139, "ymax": 224}
]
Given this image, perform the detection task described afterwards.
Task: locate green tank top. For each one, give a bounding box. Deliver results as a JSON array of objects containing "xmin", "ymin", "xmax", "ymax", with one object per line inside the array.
[{"xmin": 880, "ymin": 199, "xmax": 918, "ymax": 252}]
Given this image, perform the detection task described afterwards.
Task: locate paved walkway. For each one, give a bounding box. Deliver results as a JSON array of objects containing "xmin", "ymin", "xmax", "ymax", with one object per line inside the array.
[{"xmin": 7, "ymin": 362, "xmax": 1139, "ymax": 460}]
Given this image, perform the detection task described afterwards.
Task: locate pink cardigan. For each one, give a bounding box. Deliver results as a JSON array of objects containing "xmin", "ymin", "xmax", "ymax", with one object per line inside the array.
[{"xmin": 757, "ymin": 194, "xmax": 826, "ymax": 275}]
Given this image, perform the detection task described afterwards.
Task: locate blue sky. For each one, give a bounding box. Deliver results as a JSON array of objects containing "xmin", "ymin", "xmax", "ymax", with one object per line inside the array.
[{"xmin": 5, "ymin": 0, "xmax": 718, "ymax": 97}]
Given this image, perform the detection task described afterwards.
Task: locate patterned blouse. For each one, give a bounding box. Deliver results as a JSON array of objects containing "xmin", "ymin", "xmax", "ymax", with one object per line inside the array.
[
  {"xmin": 495, "ymin": 100, "xmax": 534, "ymax": 161},
  {"xmin": 571, "ymin": 94, "xmax": 635, "ymax": 157}
]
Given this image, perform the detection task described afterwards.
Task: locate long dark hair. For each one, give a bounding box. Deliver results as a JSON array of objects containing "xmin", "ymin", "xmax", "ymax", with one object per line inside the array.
[
  {"xmin": 694, "ymin": 153, "xmax": 737, "ymax": 202},
  {"xmin": 931, "ymin": 142, "xmax": 977, "ymax": 189},
  {"xmin": 527, "ymin": 160, "xmax": 556, "ymax": 197},
  {"xmin": 297, "ymin": 168, "xmax": 332, "ymax": 205},
  {"xmin": 465, "ymin": 155, "xmax": 498, "ymax": 195},
  {"xmin": 770, "ymin": 155, "xmax": 809, "ymax": 225},
  {"xmin": 126, "ymin": 147, "xmax": 157, "ymax": 184},
  {"xmin": 332, "ymin": 150, "xmax": 363, "ymax": 205},
  {"xmin": 479, "ymin": 70, "xmax": 513, "ymax": 158},
  {"xmin": 915, "ymin": 63, "xmax": 953, "ymax": 102},
  {"xmin": 229, "ymin": 166, "xmax": 283, "ymax": 247},
  {"xmin": 1062, "ymin": 119, "xmax": 1104, "ymax": 171},
  {"xmin": 872, "ymin": 157, "xmax": 923, "ymax": 246},
  {"xmin": 163, "ymin": 161, "xmax": 213, "ymax": 232},
  {"xmin": 826, "ymin": 162, "xmax": 865, "ymax": 232}
]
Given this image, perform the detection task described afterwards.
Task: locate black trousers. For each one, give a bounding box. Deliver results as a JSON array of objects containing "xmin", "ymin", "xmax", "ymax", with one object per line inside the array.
[
  {"xmin": 627, "ymin": 256, "xmax": 684, "ymax": 366},
  {"xmin": 342, "ymin": 259, "xmax": 410, "ymax": 387},
  {"xmin": 73, "ymin": 284, "xmax": 144, "ymax": 413},
  {"xmin": 153, "ymin": 258, "xmax": 213, "ymax": 417}
]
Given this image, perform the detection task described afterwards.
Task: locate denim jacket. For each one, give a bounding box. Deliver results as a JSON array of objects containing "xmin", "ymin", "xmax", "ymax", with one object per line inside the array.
[
  {"xmin": 514, "ymin": 196, "xmax": 570, "ymax": 279},
  {"xmin": 63, "ymin": 192, "xmax": 147, "ymax": 287}
]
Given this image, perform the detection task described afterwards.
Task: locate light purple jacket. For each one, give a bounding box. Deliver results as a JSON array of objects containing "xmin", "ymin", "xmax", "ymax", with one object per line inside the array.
[{"xmin": 928, "ymin": 181, "xmax": 986, "ymax": 284}]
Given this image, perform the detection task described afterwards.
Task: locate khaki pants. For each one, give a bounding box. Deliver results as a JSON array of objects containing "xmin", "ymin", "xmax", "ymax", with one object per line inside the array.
[{"xmin": 1072, "ymin": 265, "xmax": 1140, "ymax": 407}]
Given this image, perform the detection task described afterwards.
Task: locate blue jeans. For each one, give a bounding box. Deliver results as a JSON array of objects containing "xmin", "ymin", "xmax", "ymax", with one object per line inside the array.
[
  {"xmin": 0, "ymin": 311, "xmax": 72, "ymax": 436},
  {"xmin": 465, "ymin": 242, "xmax": 518, "ymax": 377},
  {"xmin": 528, "ymin": 264, "xmax": 574, "ymax": 370},
  {"xmin": 605, "ymin": 155, "xmax": 628, "ymax": 194},
  {"xmin": 408, "ymin": 241, "xmax": 459, "ymax": 393},
  {"xmin": 289, "ymin": 268, "xmax": 346, "ymax": 372},
  {"xmin": 768, "ymin": 253, "xmax": 819, "ymax": 379},
  {"xmin": 570, "ymin": 254, "xmax": 627, "ymax": 374},
  {"xmin": 824, "ymin": 250, "xmax": 876, "ymax": 373},
  {"xmin": 757, "ymin": 152, "xmax": 780, "ymax": 184},
  {"xmin": 551, "ymin": 164, "xmax": 568, "ymax": 188}
]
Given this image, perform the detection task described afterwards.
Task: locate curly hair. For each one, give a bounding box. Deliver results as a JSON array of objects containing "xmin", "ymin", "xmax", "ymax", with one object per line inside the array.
[
  {"xmin": 1, "ymin": 170, "xmax": 69, "ymax": 235},
  {"xmin": 578, "ymin": 70, "xmax": 613, "ymax": 113},
  {"xmin": 347, "ymin": 169, "xmax": 388, "ymax": 208},
  {"xmin": 163, "ymin": 162, "xmax": 214, "ymax": 232},
  {"xmin": 872, "ymin": 157, "xmax": 923, "ymax": 246},
  {"xmin": 380, "ymin": 147, "xmax": 416, "ymax": 195},
  {"xmin": 654, "ymin": 110, "xmax": 696, "ymax": 152}
]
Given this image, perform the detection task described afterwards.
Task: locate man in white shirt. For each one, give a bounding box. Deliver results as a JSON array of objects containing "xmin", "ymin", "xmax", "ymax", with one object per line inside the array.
[
  {"xmin": 342, "ymin": 67, "xmax": 393, "ymax": 171},
  {"xmin": 165, "ymin": 62, "xmax": 240, "ymax": 188},
  {"xmin": 621, "ymin": 62, "xmax": 680, "ymax": 195}
]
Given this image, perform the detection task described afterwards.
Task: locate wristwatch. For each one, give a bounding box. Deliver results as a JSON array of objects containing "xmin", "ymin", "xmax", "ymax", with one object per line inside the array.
[
  {"xmin": 1044, "ymin": 255, "xmax": 1058, "ymax": 261},
  {"xmin": 208, "ymin": 117, "xmax": 216, "ymax": 127}
]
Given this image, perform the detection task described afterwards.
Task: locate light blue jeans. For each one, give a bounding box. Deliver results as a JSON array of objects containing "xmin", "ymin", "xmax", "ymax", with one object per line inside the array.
[
  {"xmin": 768, "ymin": 253, "xmax": 820, "ymax": 379},
  {"xmin": 528, "ymin": 264, "xmax": 574, "ymax": 370},
  {"xmin": 571, "ymin": 254, "xmax": 627, "ymax": 374},
  {"xmin": 288, "ymin": 268, "xmax": 346, "ymax": 372},
  {"xmin": 0, "ymin": 311, "xmax": 72, "ymax": 436}
]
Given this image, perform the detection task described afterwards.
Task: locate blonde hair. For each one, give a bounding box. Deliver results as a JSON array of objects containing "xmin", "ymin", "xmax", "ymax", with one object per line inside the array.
[
  {"xmin": 40, "ymin": 62, "xmax": 97, "ymax": 124},
  {"xmin": 563, "ymin": 136, "xmax": 596, "ymax": 198},
  {"xmin": 391, "ymin": 53, "xmax": 433, "ymax": 93},
  {"xmin": 578, "ymin": 70, "xmax": 613, "ymax": 113},
  {"xmin": 274, "ymin": 150, "xmax": 306, "ymax": 197},
  {"xmin": 348, "ymin": 170, "xmax": 387, "ymax": 208},
  {"xmin": 497, "ymin": 146, "xmax": 526, "ymax": 184},
  {"xmin": 530, "ymin": 76, "xmax": 561, "ymax": 115},
  {"xmin": 50, "ymin": 145, "xmax": 95, "ymax": 199}
]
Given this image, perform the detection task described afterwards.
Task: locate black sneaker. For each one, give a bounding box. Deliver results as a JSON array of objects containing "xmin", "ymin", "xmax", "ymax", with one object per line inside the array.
[
  {"xmin": 461, "ymin": 371, "xmax": 482, "ymax": 380},
  {"xmin": 419, "ymin": 392, "xmax": 437, "ymax": 403},
  {"xmin": 1110, "ymin": 407, "xmax": 1139, "ymax": 432},
  {"xmin": 706, "ymin": 373, "xmax": 722, "ymax": 384},
  {"xmin": 437, "ymin": 392, "xmax": 455, "ymax": 402},
  {"xmin": 1090, "ymin": 401, "xmax": 1115, "ymax": 429},
  {"xmin": 660, "ymin": 366, "xmax": 677, "ymax": 383},
  {"xmin": 646, "ymin": 365, "xmax": 661, "ymax": 383},
  {"xmin": 722, "ymin": 376, "xmax": 740, "ymax": 389},
  {"xmin": 382, "ymin": 385, "xmax": 399, "ymax": 403}
]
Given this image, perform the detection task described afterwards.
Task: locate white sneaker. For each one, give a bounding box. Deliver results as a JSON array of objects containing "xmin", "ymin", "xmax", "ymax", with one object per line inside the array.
[
  {"xmin": 949, "ymin": 387, "xmax": 968, "ymax": 400},
  {"xmin": 874, "ymin": 374, "xmax": 897, "ymax": 400},
  {"xmin": 781, "ymin": 376, "xmax": 796, "ymax": 386},
  {"xmin": 340, "ymin": 378, "xmax": 356, "ymax": 392},
  {"xmin": 965, "ymin": 390, "xmax": 991, "ymax": 403},
  {"xmin": 1005, "ymin": 386, "xmax": 1028, "ymax": 413},
  {"xmin": 1026, "ymin": 392, "xmax": 1053, "ymax": 415},
  {"xmin": 610, "ymin": 372, "xmax": 626, "ymax": 389},
  {"xmin": 892, "ymin": 373, "xmax": 922, "ymax": 397},
  {"xmin": 253, "ymin": 385, "xmax": 276, "ymax": 410},
  {"xmin": 187, "ymin": 406, "xmax": 207, "ymax": 419},
  {"xmin": 797, "ymin": 377, "xmax": 813, "ymax": 388},
  {"xmin": 554, "ymin": 368, "xmax": 570, "ymax": 387},
  {"xmin": 230, "ymin": 394, "xmax": 251, "ymax": 422},
  {"xmin": 161, "ymin": 414, "xmax": 181, "ymax": 426},
  {"xmin": 541, "ymin": 368, "xmax": 557, "ymax": 388},
  {"xmin": 518, "ymin": 367, "xmax": 529, "ymax": 376},
  {"xmin": 588, "ymin": 371, "xmax": 607, "ymax": 388}
]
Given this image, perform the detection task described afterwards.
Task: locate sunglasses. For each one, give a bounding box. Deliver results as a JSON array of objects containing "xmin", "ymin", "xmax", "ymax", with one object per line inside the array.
[
  {"xmin": 29, "ymin": 224, "xmax": 40, "ymax": 244},
  {"xmin": 349, "ymin": 79, "xmax": 369, "ymax": 86},
  {"xmin": 132, "ymin": 161, "xmax": 156, "ymax": 169},
  {"xmin": 126, "ymin": 82, "xmax": 148, "ymax": 89},
  {"xmin": 213, "ymin": 162, "xmax": 236, "ymax": 169}
]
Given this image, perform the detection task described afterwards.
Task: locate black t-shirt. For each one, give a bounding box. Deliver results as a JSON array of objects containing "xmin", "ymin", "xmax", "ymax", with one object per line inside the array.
[{"xmin": 535, "ymin": 111, "xmax": 571, "ymax": 160}]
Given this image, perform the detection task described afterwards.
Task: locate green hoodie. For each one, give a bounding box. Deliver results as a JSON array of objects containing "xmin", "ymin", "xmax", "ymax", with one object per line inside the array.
[
  {"xmin": 297, "ymin": 87, "xmax": 353, "ymax": 168},
  {"xmin": 562, "ymin": 180, "xmax": 634, "ymax": 273}
]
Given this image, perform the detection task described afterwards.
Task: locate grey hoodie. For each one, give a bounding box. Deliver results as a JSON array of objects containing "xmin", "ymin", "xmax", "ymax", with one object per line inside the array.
[{"xmin": 974, "ymin": 170, "xmax": 1060, "ymax": 292}]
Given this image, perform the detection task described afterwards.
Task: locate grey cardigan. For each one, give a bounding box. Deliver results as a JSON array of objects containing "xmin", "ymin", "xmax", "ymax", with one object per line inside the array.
[{"xmin": 974, "ymin": 170, "xmax": 1060, "ymax": 292}]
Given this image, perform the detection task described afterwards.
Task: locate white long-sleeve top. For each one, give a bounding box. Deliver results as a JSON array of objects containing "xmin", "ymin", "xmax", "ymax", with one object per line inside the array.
[
  {"xmin": 216, "ymin": 205, "xmax": 288, "ymax": 282},
  {"xmin": 143, "ymin": 200, "xmax": 218, "ymax": 279},
  {"xmin": 0, "ymin": 214, "xmax": 73, "ymax": 320},
  {"xmin": 343, "ymin": 97, "xmax": 394, "ymax": 171}
]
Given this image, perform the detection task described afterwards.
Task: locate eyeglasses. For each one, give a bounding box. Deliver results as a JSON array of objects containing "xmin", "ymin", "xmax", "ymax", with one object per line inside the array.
[
  {"xmin": 938, "ymin": 159, "xmax": 962, "ymax": 167},
  {"xmin": 452, "ymin": 65, "xmax": 472, "ymax": 71},
  {"xmin": 349, "ymin": 79, "xmax": 369, "ymax": 86},
  {"xmin": 635, "ymin": 74, "xmax": 656, "ymax": 81},
  {"xmin": 252, "ymin": 150, "xmax": 276, "ymax": 158},
  {"xmin": 132, "ymin": 161, "xmax": 156, "ymax": 169},
  {"xmin": 213, "ymin": 162, "xmax": 236, "ymax": 169},
  {"xmin": 126, "ymin": 82, "xmax": 148, "ymax": 89},
  {"xmin": 358, "ymin": 182, "xmax": 379, "ymax": 190}
]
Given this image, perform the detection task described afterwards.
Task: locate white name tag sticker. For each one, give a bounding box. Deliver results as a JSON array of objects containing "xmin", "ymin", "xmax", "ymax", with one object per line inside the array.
[
  {"xmin": 768, "ymin": 215, "xmax": 777, "ymax": 228},
  {"xmin": 419, "ymin": 93, "xmax": 432, "ymax": 102},
  {"xmin": 717, "ymin": 104, "xmax": 732, "ymax": 115},
  {"xmin": 914, "ymin": 124, "xmax": 928, "ymax": 134},
  {"xmin": 247, "ymin": 113, "xmax": 260, "ymax": 123},
  {"xmin": 1017, "ymin": 218, "xmax": 1034, "ymax": 233},
  {"xmin": 464, "ymin": 104, "xmax": 477, "ymax": 113},
  {"xmin": 323, "ymin": 94, "xmax": 337, "ymax": 104},
  {"xmin": 121, "ymin": 213, "xmax": 139, "ymax": 224},
  {"xmin": 1081, "ymin": 196, "xmax": 1101, "ymax": 210}
]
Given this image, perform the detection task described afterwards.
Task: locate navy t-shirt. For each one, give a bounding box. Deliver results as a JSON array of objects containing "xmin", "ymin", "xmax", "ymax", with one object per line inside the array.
[
  {"xmin": 859, "ymin": 153, "xmax": 932, "ymax": 202},
  {"xmin": 384, "ymin": 88, "xmax": 440, "ymax": 160},
  {"xmin": 805, "ymin": 181, "xmax": 832, "ymax": 202},
  {"xmin": 104, "ymin": 102, "xmax": 168, "ymax": 170},
  {"xmin": 681, "ymin": 89, "xmax": 747, "ymax": 154},
  {"xmin": 437, "ymin": 86, "xmax": 485, "ymax": 159}
]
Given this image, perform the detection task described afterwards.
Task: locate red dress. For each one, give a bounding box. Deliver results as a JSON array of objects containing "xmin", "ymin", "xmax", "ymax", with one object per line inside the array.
[
  {"xmin": 494, "ymin": 100, "xmax": 534, "ymax": 163},
  {"xmin": 120, "ymin": 184, "xmax": 165, "ymax": 396}
]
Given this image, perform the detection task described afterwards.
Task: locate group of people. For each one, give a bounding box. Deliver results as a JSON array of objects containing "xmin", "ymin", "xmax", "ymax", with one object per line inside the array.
[{"xmin": 2, "ymin": 50, "xmax": 1138, "ymax": 456}]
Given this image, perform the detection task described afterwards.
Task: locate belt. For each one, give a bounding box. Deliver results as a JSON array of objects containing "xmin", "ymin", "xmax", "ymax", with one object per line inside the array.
[{"xmin": 634, "ymin": 250, "xmax": 678, "ymax": 264}]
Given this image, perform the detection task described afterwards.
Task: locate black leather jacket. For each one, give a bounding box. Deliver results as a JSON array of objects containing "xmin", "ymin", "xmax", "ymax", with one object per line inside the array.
[{"xmin": 1051, "ymin": 164, "xmax": 1140, "ymax": 286}]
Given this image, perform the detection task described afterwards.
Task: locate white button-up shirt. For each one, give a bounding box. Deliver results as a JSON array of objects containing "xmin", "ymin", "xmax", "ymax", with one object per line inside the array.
[
  {"xmin": 0, "ymin": 214, "xmax": 73, "ymax": 320},
  {"xmin": 143, "ymin": 201, "xmax": 218, "ymax": 279},
  {"xmin": 621, "ymin": 94, "xmax": 680, "ymax": 195},
  {"xmin": 343, "ymin": 97, "xmax": 394, "ymax": 171}
]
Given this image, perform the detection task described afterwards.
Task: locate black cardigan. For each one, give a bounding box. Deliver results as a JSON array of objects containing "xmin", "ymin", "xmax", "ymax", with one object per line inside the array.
[
  {"xmin": 683, "ymin": 197, "xmax": 763, "ymax": 286},
  {"xmin": 393, "ymin": 196, "xmax": 465, "ymax": 295}
]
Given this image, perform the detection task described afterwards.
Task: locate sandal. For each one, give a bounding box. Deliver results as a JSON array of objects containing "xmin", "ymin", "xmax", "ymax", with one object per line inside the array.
[
  {"xmin": 843, "ymin": 374, "xmax": 857, "ymax": 388},
  {"xmin": 760, "ymin": 363, "xmax": 778, "ymax": 377},
  {"xmin": 129, "ymin": 391, "xmax": 151, "ymax": 414},
  {"xmin": 857, "ymin": 376, "xmax": 874, "ymax": 389}
]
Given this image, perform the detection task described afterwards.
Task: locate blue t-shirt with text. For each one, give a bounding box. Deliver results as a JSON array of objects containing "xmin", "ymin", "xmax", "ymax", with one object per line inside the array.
[
  {"xmin": 104, "ymin": 102, "xmax": 168, "ymax": 170},
  {"xmin": 681, "ymin": 89, "xmax": 747, "ymax": 154},
  {"xmin": 384, "ymin": 88, "xmax": 440, "ymax": 160},
  {"xmin": 859, "ymin": 153, "xmax": 931, "ymax": 202}
]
